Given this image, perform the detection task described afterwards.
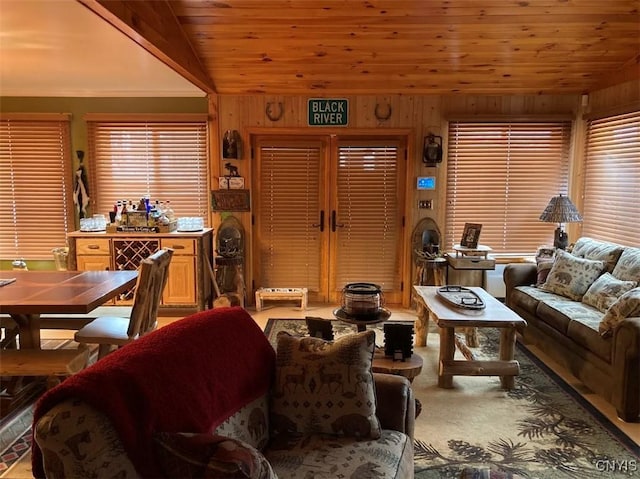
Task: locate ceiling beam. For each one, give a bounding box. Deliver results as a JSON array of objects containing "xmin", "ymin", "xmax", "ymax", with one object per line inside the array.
[{"xmin": 77, "ymin": 0, "xmax": 216, "ymax": 94}]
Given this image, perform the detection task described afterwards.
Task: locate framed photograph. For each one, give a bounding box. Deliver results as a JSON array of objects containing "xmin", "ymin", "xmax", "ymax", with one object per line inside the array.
[
  {"xmin": 536, "ymin": 246, "xmax": 556, "ymax": 259},
  {"xmin": 211, "ymin": 189, "xmax": 251, "ymax": 212},
  {"xmin": 460, "ymin": 223, "xmax": 482, "ymax": 249}
]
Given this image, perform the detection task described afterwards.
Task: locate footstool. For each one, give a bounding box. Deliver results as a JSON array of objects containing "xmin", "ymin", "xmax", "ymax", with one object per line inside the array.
[{"xmin": 255, "ymin": 287, "xmax": 308, "ymax": 311}]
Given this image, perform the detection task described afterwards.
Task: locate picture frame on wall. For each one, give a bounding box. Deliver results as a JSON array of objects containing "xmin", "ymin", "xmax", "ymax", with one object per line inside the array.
[{"xmin": 460, "ymin": 223, "xmax": 482, "ymax": 249}]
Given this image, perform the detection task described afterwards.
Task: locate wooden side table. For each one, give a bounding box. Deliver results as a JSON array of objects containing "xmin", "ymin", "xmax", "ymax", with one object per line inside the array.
[
  {"xmin": 446, "ymin": 244, "xmax": 495, "ymax": 290},
  {"xmin": 372, "ymin": 351, "xmax": 424, "ymax": 418},
  {"xmin": 445, "ymin": 245, "xmax": 496, "ymax": 346},
  {"xmin": 372, "ymin": 352, "xmax": 423, "ymax": 382}
]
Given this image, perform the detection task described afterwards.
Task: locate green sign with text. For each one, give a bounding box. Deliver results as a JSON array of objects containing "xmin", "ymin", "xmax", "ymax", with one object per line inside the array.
[{"xmin": 308, "ymin": 98, "xmax": 348, "ymax": 126}]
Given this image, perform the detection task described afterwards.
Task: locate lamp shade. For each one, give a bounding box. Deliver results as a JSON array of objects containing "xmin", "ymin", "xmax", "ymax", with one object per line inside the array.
[{"xmin": 539, "ymin": 194, "xmax": 583, "ymax": 224}]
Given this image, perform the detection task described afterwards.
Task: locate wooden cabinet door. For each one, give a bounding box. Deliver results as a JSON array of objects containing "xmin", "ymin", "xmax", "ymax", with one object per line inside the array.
[
  {"xmin": 75, "ymin": 239, "xmax": 112, "ymax": 271},
  {"xmin": 76, "ymin": 255, "xmax": 111, "ymax": 271},
  {"xmin": 163, "ymin": 256, "xmax": 196, "ymax": 304}
]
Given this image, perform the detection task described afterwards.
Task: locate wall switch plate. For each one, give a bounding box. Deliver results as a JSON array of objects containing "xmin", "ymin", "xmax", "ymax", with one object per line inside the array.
[{"xmin": 418, "ymin": 200, "xmax": 432, "ymax": 209}]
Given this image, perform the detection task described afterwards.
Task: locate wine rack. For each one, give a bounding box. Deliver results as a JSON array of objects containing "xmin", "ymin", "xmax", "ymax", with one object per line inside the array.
[
  {"xmin": 114, "ymin": 239, "xmax": 160, "ymax": 301},
  {"xmin": 68, "ymin": 229, "xmax": 214, "ymax": 311}
]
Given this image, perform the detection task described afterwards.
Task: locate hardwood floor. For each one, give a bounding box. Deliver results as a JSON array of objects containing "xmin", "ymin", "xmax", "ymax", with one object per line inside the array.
[{"xmin": 42, "ymin": 303, "xmax": 639, "ymax": 445}]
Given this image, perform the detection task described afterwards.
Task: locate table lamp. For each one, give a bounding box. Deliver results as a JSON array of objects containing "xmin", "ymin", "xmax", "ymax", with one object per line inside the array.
[{"xmin": 539, "ymin": 194, "xmax": 583, "ymax": 249}]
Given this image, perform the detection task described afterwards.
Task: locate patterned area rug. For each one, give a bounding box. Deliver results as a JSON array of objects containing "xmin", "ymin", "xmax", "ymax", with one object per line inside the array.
[
  {"xmin": 266, "ymin": 318, "xmax": 640, "ymax": 479},
  {"xmin": 0, "ymin": 405, "xmax": 33, "ymax": 477}
]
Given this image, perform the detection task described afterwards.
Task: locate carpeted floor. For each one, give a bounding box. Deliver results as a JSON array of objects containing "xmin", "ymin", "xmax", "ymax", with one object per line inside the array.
[{"xmin": 266, "ymin": 318, "xmax": 640, "ymax": 479}]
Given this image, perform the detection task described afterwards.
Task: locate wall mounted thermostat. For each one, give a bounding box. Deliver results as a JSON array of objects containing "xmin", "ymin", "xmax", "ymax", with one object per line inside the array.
[{"xmin": 417, "ymin": 176, "xmax": 436, "ymax": 190}]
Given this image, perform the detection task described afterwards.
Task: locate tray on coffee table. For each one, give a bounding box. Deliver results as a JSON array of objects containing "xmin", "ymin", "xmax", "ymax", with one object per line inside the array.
[{"xmin": 436, "ymin": 285, "xmax": 485, "ymax": 310}]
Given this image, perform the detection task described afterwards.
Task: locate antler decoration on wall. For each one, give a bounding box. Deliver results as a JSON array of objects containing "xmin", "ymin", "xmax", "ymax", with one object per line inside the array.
[
  {"xmin": 374, "ymin": 103, "xmax": 392, "ymax": 121},
  {"xmin": 266, "ymin": 102, "xmax": 284, "ymax": 121}
]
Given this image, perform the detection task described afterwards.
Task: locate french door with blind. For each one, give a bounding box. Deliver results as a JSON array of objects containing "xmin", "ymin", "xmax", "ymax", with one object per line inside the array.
[{"xmin": 253, "ymin": 135, "xmax": 407, "ymax": 304}]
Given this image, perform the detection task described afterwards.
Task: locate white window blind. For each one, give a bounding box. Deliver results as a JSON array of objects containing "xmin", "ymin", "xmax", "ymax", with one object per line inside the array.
[
  {"xmin": 446, "ymin": 121, "xmax": 571, "ymax": 254},
  {"xmin": 256, "ymin": 141, "xmax": 322, "ymax": 290},
  {"xmin": 0, "ymin": 114, "xmax": 72, "ymax": 260},
  {"xmin": 87, "ymin": 116, "xmax": 209, "ymax": 220},
  {"xmin": 583, "ymin": 111, "xmax": 640, "ymax": 246}
]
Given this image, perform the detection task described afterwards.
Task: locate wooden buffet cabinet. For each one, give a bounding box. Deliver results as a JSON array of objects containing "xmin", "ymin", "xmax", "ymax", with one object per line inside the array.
[{"xmin": 67, "ymin": 229, "xmax": 214, "ymax": 312}]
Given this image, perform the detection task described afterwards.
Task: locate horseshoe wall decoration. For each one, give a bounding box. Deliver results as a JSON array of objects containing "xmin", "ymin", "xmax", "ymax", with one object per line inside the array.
[
  {"xmin": 374, "ymin": 103, "xmax": 392, "ymax": 121},
  {"xmin": 266, "ymin": 102, "xmax": 284, "ymax": 121}
]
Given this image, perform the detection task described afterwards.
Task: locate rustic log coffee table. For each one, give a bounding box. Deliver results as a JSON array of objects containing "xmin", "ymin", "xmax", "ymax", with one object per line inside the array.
[{"xmin": 413, "ymin": 286, "xmax": 527, "ymax": 389}]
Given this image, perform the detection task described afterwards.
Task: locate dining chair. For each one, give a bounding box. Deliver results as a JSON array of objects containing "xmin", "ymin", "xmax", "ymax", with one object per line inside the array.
[{"xmin": 74, "ymin": 249, "xmax": 173, "ymax": 360}]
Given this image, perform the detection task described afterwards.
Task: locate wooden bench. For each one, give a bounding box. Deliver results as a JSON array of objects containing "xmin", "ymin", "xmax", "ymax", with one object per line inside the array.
[
  {"xmin": 0, "ymin": 346, "xmax": 90, "ymax": 389},
  {"xmin": 255, "ymin": 287, "xmax": 308, "ymax": 311}
]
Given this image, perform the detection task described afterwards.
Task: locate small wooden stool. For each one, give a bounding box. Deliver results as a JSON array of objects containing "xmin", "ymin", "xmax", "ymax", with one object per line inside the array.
[{"xmin": 255, "ymin": 288, "xmax": 308, "ymax": 311}]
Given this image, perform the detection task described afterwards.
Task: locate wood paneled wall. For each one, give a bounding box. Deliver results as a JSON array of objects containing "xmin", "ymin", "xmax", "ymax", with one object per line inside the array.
[
  {"xmin": 214, "ymin": 93, "xmax": 583, "ymax": 228},
  {"xmin": 587, "ymin": 80, "xmax": 640, "ymax": 118},
  {"xmin": 212, "ymin": 92, "xmax": 589, "ymax": 303},
  {"xmin": 204, "ymin": 79, "xmax": 637, "ymax": 304}
]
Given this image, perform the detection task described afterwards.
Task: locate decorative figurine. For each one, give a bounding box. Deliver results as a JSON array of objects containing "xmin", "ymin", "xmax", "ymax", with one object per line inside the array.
[{"xmin": 73, "ymin": 150, "xmax": 89, "ymax": 218}]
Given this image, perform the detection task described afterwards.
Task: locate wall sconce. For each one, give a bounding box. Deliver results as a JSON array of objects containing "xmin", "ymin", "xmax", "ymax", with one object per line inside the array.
[
  {"xmin": 539, "ymin": 194, "xmax": 583, "ymax": 249},
  {"xmin": 222, "ymin": 130, "xmax": 241, "ymax": 159},
  {"xmin": 423, "ymin": 134, "xmax": 442, "ymax": 166}
]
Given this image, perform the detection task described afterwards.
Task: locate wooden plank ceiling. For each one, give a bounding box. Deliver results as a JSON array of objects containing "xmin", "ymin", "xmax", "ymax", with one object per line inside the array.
[{"xmin": 80, "ymin": 0, "xmax": 640, "ymax": 95}]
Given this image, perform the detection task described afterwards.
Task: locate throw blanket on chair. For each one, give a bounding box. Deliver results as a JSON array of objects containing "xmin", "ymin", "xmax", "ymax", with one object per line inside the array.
[{"xmin": 32, "ymin": 306, "xmax": 275, "ymax": 478}]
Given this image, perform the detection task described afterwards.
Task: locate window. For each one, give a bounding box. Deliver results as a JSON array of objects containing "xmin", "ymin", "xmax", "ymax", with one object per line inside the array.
[
  {"xmin": 582, "ymin": 111, "xmax": 640, "ymax": 246},
  {"xmin": 86, "ymin": 114, "xmax": 209, "ymax": 221},
  {"xmin": 0, "ymin": 113, "xmax": 73, "ymax": 260},
  {"xmin": 446, "ymin": 121, "xmax": 572, "ymax": 255}
]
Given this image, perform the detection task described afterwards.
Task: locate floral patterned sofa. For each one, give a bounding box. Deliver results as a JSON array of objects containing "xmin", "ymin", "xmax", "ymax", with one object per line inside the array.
[
  {"xmin": 32, "ymin": 307, "xmax": 415, "ymax": 478},
  {"xmin": 504, "ymin": 237, "xmax": 640, "ymax": 422}
]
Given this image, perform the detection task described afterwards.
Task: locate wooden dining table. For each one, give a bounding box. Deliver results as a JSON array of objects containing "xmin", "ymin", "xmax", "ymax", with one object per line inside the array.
[{"xmin": 0, "ymin": 270, "xmax": 138, "ymax": 349}]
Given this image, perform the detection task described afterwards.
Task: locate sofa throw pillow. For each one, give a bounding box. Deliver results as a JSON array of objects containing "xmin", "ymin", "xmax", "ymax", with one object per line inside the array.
[
  {"xmin": 582, "ymin": 273, "xmax": 637, "ymax": 313},
  {"xmin": 540, "ymin": 249, "xmax": 605, "ymax": 301},
  {"xmin": 611, "ymin": 247, "xmax": 640, "ymax": 283},
  {"xmin": 535, "ymin": 257, "xmax": 555, "ymax": 286},
  {"xmin": 271, "ymin": 330, "xmax": 381, "ymax": 441},
  {"xmin": 572, "ymin": 237, "xmax": 625, "ymax": 273},
  {"xmin": 153, "ymin": 432, "xmax": 276, "ymax": 479},
  {"xmin": 599, "ymin": 288, "xmax": 640, "ymax": 338}
]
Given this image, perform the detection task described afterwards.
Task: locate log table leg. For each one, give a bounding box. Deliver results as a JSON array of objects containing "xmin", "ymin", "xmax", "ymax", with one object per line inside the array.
[
  {"xmin": 438, "ymin": 326, "xmax": 456, "ymax": 388},
  {"xmin": 465, "ymin": 327, "xmax": 479, "ymax": 347},
  {"xmin": 414, "ymin": 300, "xmax": 429, "ymax": 347},
  {"xmin": 499, "ymin": 326, "xmax": 518, "ymax": 389}
]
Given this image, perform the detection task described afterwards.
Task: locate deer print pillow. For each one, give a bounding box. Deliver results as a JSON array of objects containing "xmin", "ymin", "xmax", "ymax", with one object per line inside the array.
[{"xmin": 270, "ymin": 330, "xmax": 381, "ymax": 441}]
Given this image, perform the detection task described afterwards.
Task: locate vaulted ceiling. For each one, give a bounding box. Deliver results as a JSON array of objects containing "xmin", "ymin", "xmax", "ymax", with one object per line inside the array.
[
  {"xmin": 0, "ymin": 0, "xmax": 203, "ymax": 97},
  {"xmin": 2, "ymin": 0, "xmax": 640, "ymax": 97}
]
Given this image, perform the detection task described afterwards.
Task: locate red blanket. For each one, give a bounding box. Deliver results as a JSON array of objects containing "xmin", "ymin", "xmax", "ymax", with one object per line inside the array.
[{"xmin": 32, "ymin": 307, "xmax": 275, "ymax": 478}]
